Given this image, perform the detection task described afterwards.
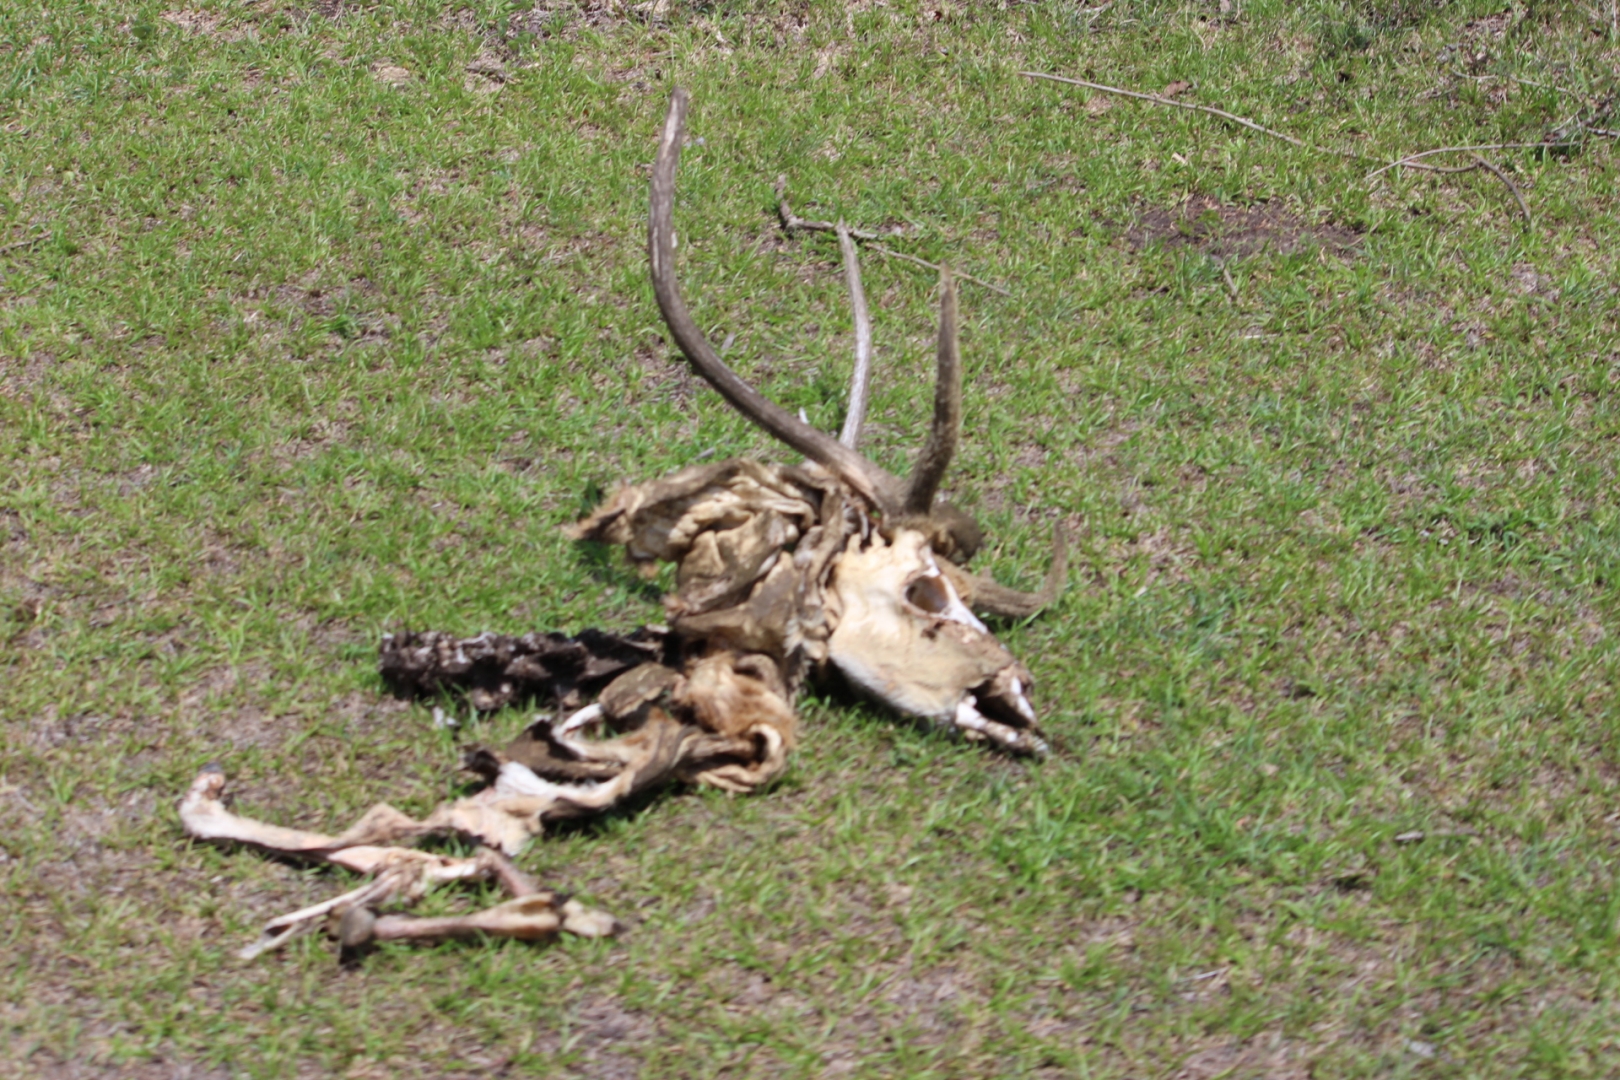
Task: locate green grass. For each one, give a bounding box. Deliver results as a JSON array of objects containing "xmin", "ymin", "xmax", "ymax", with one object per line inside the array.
[{"xmin": 3, "ymin": 0, "xmax": 1619, "ymax": 1076}]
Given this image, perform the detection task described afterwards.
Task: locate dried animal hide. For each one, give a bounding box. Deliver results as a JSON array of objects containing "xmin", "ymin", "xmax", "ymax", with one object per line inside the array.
[{"xmin": 180, "ymin": 639, "xmax": 796, "ymax": 956}]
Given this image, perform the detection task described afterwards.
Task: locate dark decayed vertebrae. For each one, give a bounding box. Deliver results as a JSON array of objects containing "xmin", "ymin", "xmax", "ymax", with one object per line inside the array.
[{"xmin": 378, "ymin": 627, "xmax": 669, "ymax": 712}]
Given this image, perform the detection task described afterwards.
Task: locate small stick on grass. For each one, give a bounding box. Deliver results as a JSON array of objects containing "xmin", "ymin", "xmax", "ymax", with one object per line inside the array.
[
  {"xmin": 1471, "ymin": 152, "xmax": 1533, "ymax": 227},
  {"xmin": 0, "ymin": 231, "xmax": 47, "ymax": 255},
  {"xmin": 1367, "ymin": 141, "xmax": 1576, "ymax": 178},
  {"xmin": 776, "ymin": 178, "xmax": 1011, "ymax": 296},
  {"xmin": 862, "ymin": 244, "xmax": 1010, "ymax": 296},
  {"xmin": 1399, "ymin": 161, "xmax": 1487, "ymax": 175},
  {"xmin": 777, "ymin": 180, "xmax": 888, "ymax": 241},
  {"xmin": 836, "ymin": 222, "xmax": 874, "ymax": 450},
  {"xmin": 1019, "ymin": 69, "xmax": 1594, "ymax": 228},
  {"xmin": 1021, "ymin": 71, "xmax": 1542, "ymax": 178},
  {"xmin": 1020, "ymin": 70, "xmax": 1369, "ymax": 161}
]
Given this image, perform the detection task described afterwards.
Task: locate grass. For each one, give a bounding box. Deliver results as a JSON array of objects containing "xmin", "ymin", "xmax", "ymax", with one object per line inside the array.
[{"xmin": 2, "ymin": 0, "xmax": 1619, "ymax": 1076}]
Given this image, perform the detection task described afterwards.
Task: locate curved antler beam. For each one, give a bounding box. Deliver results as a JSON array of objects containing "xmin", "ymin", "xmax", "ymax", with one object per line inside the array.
[
  {"xmin": 903, "ymin": 269, "xmax": 962, "ymax": 515},
  {"xmin": 836, "ymin": 221, "xmax": 874, "ymax": 451},
  {"xmin": 945, "ymin": 524, "xmax": 1068, "ymax": 619},
  {"xmin": 649, "ymin": 88, "xmax": 905, "ymax": 515}
]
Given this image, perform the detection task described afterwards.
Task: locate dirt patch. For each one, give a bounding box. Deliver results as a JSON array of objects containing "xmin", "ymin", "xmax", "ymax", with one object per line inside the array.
[
  {"xmin": 530, "ymin": 995, "xmax": 655, "ymax": 1079},
  {"xmin": 1124, "ymin": 196, "xmax": 1361, "ymax": 259},
  {"xmin": 159, "ymin": 10, "xmax": 221, "ymax": 36},
  {"xmin": 1460, "ymin": 10, "xmax": 1513, "ymax": 41},
  {"xmin": 0, "ymin": 351, "xmax": 55, "ymax": 400},
  {"xmin": 3, "ymin": 1054, "xmax": 234, "ymax": 1080},
  {"xmin": 1173, "ymin": 1037, "xmax": 1310, "ymax": 1079}
]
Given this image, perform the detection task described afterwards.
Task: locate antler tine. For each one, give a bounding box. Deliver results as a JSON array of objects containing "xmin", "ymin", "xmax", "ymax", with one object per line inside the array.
[
  {"xmin": 946, "ymin": 524, "xmax": 1068, "ymax": 619},
  {"xmin": 649, "ymin": 88, "xmax": 903, "ymax": 514},
  {"xmin": 902, "ymin": 269, "xmax": 961, "ymax": 515},
  {"xmin": 835, "ymin": 221, "xmax": 873, "ymax": 451}
]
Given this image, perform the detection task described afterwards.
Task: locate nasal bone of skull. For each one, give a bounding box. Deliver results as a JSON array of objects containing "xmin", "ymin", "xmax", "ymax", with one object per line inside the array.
[{"xmin": 826, "ymin": 529, "xmax": 1037, "ymax": 724}]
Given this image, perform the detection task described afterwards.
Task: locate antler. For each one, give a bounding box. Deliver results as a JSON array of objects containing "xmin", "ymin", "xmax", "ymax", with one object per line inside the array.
[
  {"xmin": 650, "ymin": 88, "xmax": 906, "ymax": 515},
  {"xmin": 836, "ymin": 221, "xmax": 874, "ymax": 451},
  {"xmin": 649, "ymin": 88, "xmax": 1063, "ymax": 617},
  {"xmin": 903, "ymin": 270, "xmax": 1064, "ymax": 616},
  {"xmin": 903, "ymin": 269, "xmax": 961, "ymax": 515},
  {"xmin": 944, "ymin": 524, "xmax": 1068, "ymax": 619}
]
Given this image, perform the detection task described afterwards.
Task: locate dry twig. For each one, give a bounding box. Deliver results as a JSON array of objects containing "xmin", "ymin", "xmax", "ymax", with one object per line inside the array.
[
  {"xmin": 1366, "ymin": 141, "xmax": 1575, "ymax": 178},
  {"xmin": 1019, "ymin": 70, "xmax": 1491, "ymax": 175},
  {"xmin": 1470, "ymin": 152, "xmax": 1533, "ymax": 226},
  {"xmin": 775, "ymin": 179, "xmax": 1011, "ymax": 296},
  {"xmin": 1023, "ymin": 68, "xmax": 1618, "ymax": 230},
  {"xmin": 859, "ymin": 244, "xmax": 1010, "ymax": 296},
  {"xmin": 0, "ymin": 231, "xmax": 46, "ymax": 255},
  {"xmin": 1021, "ymin": 67, "xmax": 1598, "ymax": 221},
  {"xmin": 1020, "ymin": 70, "xmax": 1368, "ymax": 160}
]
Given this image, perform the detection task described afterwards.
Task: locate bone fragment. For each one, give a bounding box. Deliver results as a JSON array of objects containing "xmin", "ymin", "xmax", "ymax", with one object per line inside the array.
[
  {"xmin": 953, "ymin": 697, "xmax": 1050, "ymax": 757},
  {"xmin": 337, "ymin": 895, "xmax": 622, "ymax": 949},
  {"xmin": 179, "ymin": 767, "xmax": 620, "ymax": 960}
]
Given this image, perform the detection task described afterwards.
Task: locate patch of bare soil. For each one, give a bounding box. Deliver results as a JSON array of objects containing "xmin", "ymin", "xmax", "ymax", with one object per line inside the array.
[
  {"xmin": 532, "ymin": 996, "xmax": 655, "ymax": 1079},
  {"xmin": 1125, "ymin": 196, "xmax": 1361, "ymax": 259},
  {"xmin": 0, "ymin": 351, "xmax": 54, "ymax": 400},
  {"xmin": 1172, "ymin": 1037, "xmax": 1310, "ymax": 1079},
  {"xmin": 159, "ymin": 10, "xmax": 222, "ymax": 36},
  {"xmin": 2, "ymin": 1055, "xmax": 233, "ymax": 1080}
]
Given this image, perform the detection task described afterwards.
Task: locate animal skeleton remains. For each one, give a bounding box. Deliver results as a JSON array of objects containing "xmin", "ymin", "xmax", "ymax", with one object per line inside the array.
[{"xmin": 181, "ymin": 89, "xmax": 1066, "ymax": 959}]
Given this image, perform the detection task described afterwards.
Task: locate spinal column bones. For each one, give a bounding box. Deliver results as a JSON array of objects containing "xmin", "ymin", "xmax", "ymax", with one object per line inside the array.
[{"xmin": 179, "ymin": 89, "xmax": 1065, "ymax": 957}]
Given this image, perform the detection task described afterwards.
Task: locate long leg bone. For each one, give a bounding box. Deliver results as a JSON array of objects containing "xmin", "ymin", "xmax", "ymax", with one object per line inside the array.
[{"xmin": 338, "ymin": 894, "xmax": 619, "ymax": 950}]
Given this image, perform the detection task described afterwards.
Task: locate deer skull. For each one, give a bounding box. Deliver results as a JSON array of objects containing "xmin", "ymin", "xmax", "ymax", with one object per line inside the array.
[{"xmin": 826, "ymin": 529, "xmax": 1047, "ymax": 755}]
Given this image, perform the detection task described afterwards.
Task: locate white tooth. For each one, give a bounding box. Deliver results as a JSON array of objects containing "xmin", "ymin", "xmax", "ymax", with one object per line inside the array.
[
  {"xmin": 1009, "ymin": 677, "xmax": 1036, "ymax": 723},
  {"xmin": 558, "ymin": 703, "xmax": 604, "ymax": 736},
  {"xmin": 953, "ymin": 697, "xmax": 993, "ymax": 735}
]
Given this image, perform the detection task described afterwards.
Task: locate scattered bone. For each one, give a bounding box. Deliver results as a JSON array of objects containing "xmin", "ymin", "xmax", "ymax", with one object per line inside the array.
[
  {"xmin": 184, "ymin": 89, "xmax": 1065, "ymax": 960},
  {"xmin": 339, "ymin": 895, "xmax": 618, "ymax": 949},
  {"xmin": 178, "ymin": 766, "xmax": 620, "ymax": 959}
]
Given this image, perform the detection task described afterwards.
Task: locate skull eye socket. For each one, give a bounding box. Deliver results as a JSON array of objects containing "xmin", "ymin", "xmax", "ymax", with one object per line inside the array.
[{"xmin": 905, "ymin": 573, "xmax": 952, "ymax": 614}]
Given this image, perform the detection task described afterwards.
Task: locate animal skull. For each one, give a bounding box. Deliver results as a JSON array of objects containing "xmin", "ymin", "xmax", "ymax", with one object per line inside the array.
[
  {"xmin": 826, "ymin": 528, "xmax": 1047, "ymax": 756},
  {"xmin": 179, "ymin": 88, "xmax": 1064, "ymax": 958}
]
